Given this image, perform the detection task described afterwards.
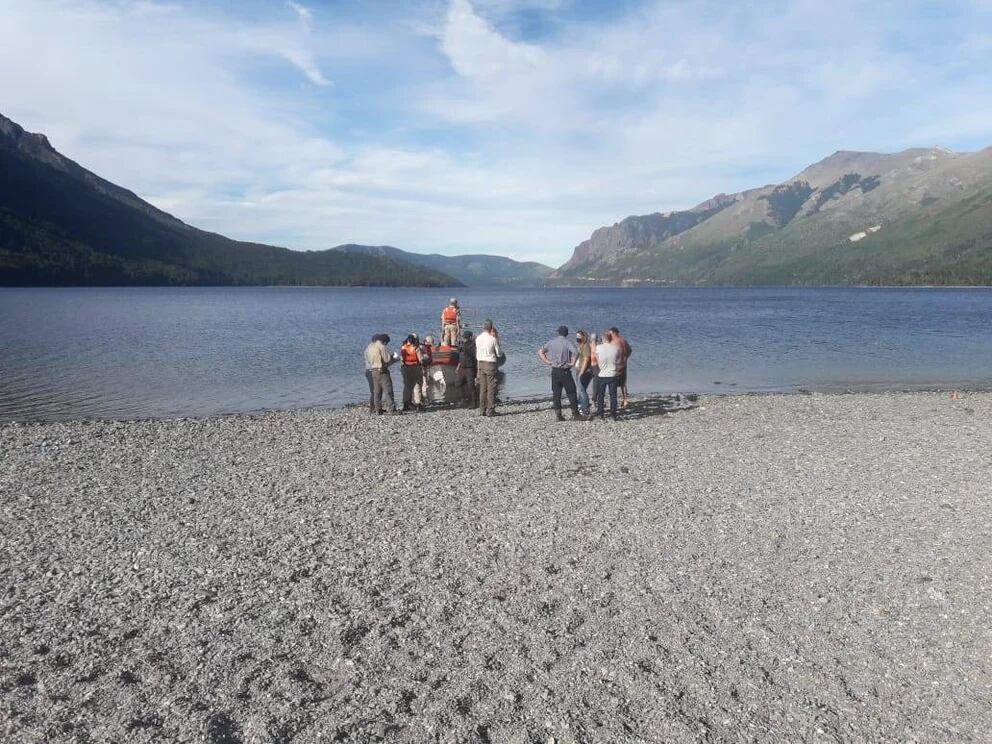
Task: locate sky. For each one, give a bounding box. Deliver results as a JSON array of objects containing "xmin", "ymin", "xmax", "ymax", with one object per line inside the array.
[{"xmin": 2, "ymin": 0, "xmax": 991, "ymax": 266}]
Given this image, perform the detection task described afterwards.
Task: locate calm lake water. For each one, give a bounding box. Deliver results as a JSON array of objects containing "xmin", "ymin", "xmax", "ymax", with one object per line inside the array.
[{"xmin": 1, "ymin": 286, "xmax": 990, "ymax": 421}]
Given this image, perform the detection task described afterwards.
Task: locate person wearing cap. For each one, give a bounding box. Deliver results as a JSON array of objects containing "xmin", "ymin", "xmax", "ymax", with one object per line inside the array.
[
  {"xmin": 441, "ymin": 298, "xmax": 462, "ymax": 347},
  {"xmin": 364, "ymin": 333, "xmax": 399, "ymax": 414},
  {"xmin": 537, "ymin": 325, "xmax": 581, "ymax": 421},
  {"xmin": 474, "ymin": 319, "xmax": 502, "ymax": 417},
  {"xmin": 455, "ymin": 329, "xmax": 478, "ymax": 409}
]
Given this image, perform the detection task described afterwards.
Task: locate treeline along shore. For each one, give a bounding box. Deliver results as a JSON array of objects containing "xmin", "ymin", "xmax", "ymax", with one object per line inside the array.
[{"xmin": 2, "ymin": 391, "xmax": 990, "ymax": 742}]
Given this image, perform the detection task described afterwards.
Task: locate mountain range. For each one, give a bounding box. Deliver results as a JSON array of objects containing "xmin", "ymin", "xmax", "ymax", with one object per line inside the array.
[
  {"xmin": 331, "ymin": 244, "xmax": 553, "ymax": 286},
  {"xmin": 553, "ymin": 146, "xmax": 992, "ymax": 285},
  {"xmin": 0, "ymin": 113, "xmax": 460, "ymax": 287},
  {"xmin": 2, "ymin": 110, "xmax": 990, "ymax": 287}
]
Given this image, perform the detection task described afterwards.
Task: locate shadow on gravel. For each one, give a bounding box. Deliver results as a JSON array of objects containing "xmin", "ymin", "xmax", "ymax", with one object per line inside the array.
[
  {"xmin": 620, "ymin": 395, "xmax": 699, "ymax": 420},
  {"xmin": 387, "ymin": 394, "xmax": 699, "ymax": 420}
]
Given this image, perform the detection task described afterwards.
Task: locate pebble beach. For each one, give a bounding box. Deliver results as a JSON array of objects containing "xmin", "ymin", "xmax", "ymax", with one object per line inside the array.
[{"xmin": 1, "ymin": 391, "xmax": 990, "ymax": 743}]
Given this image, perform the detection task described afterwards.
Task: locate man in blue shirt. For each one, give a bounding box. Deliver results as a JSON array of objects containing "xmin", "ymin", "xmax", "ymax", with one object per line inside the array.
[{"xmin": 537, "ymin": 325, "xmax": 582, "ymax": 421}]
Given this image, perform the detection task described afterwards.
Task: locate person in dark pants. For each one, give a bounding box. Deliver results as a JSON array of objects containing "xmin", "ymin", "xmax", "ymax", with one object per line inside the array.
[
  {"xmin": 456, "ymin": 330, "xmax": 478, "ymax": 409},
  {"xmin": 399, "ymin": 334, "xmax": 423, "ymax": 411},
  {"xmin": 594, "ymin": 330, "xmax": 621, "ymax": 420},
  {"xmin": 364, "ymin": 333, "xmax": 398, "ymax": 414},
  {"xmin": 475, "ymin": 319, "xmax": 502, "ymax": 417},
  {"xmin": 537, "ymin": 325, "xmax": 581, "ymax": 421}
]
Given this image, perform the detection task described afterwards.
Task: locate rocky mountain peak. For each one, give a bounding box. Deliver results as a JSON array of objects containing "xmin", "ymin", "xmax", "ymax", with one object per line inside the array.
[{"xmin": 554, "ymin": 144, "xmax": 992, "ymax": 285}]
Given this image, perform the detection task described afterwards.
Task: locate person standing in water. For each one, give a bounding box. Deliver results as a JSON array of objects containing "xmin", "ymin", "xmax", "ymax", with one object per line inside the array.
[{"xmin": 441, "ymin": 298, "xmax": 461, "ymax": 347}]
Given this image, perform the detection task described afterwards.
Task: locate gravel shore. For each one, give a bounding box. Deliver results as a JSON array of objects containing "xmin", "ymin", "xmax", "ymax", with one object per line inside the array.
[{"xmin": 2, "ymin": 392, "xmax": 991, "ymax": 743}]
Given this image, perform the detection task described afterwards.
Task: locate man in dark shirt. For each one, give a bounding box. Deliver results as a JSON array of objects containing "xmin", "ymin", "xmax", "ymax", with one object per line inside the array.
[
  {"xmin": 456, "ymin": 330, "xmax": 478, "ymax": 409},
  {"xmin": 537, "ymin": 325, "xmax": 581, "ymax": 421}
]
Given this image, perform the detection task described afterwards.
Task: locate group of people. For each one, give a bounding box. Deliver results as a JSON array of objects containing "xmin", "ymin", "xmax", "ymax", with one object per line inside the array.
[
  {"xmin": 363, "ymin": 299, "xmax": 506, "ymax": 417},
  {"xmin": 363, "ymin": 298, "xmax": 632, "ymax": 421},
  {"xmin": 538, "ymin": 325, "xmax": 632, "ymax": 420}
]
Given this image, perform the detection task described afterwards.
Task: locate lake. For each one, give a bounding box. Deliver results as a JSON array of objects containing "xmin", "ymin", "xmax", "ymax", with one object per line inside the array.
[{"xmin": 1, "ymin": 286, "xmax": 990, "ymax": 421}]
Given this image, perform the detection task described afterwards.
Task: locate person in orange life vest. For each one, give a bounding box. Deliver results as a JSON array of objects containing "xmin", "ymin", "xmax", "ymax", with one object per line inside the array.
[
  {"xmin": 441, "ymin": 298, "xmax": 461, "ymax": 347},
  {"xmin": 400, "ymin": 334, "xmax": 425, "ymax": 412},
  {"xmin": 418, "ymin": 335, "xmax": 435, "ymax": 407}
]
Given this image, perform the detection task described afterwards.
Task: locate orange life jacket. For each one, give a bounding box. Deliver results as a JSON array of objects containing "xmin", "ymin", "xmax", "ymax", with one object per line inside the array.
[
  {"xmin": 442, "ymin": 306, "xmax": 459, "ymax": 324},
  {"xmin": 420, "ymin": 344, "xmax": 433, "ymax": 365},
  {"xmin": 401, "ymin": 342, "xmax": 421, "ymax": 366}
]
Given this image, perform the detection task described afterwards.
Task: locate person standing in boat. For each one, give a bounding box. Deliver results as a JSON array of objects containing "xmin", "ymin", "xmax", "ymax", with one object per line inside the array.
[{"xmin": 441, "ymin": 298, "xmax": 462, "ymax": 347}]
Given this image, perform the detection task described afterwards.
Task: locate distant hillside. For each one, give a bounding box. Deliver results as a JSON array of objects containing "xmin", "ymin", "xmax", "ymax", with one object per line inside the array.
[
  {"xmin": 554, "ymin": 147, "xmax": 992, "ymax": 286},
  {"xmin": 0, "ymin": 113, "xmax": 460, "ymax": 287},
  {"xmin": 333, "ymin": 244, "xmax": 553, "ymax": 286}
]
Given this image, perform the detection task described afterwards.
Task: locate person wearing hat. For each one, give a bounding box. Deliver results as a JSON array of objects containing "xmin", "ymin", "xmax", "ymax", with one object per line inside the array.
[
  {"xmin": 537, "ymin": 325, "xmax": 581, "ymax": 421},
  {"xmin": 440, "ymin": 298, "xmax": 462, "ymax": 347},
  {"xmin": 455, "ymin": 329, "xmax": 478, "ymax": 409}
]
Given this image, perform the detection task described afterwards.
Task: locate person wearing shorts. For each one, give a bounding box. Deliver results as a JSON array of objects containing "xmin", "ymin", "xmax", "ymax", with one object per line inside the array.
[{"xmin": 609, "ymin": 326, "xmax": 632, "ymax": 409}]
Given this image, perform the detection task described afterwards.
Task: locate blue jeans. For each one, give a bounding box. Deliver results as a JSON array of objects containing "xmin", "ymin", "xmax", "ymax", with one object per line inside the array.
[
  {"xmin": 595, "ymin": 376, "xmax": 618, "ymax": 417},
  {"xmin": 573, "ymin": 368, "xmax": 591, "ymax": 414}
]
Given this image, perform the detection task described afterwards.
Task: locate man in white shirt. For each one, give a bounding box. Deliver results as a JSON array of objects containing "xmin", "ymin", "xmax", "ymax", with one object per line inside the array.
[
  {"xmin": 594, "ymin": 331, "xmax": 621, "ymax": 420},
  {"xmin": 474, "ymin": 319, "xmax": 503, "ymax": 416}
]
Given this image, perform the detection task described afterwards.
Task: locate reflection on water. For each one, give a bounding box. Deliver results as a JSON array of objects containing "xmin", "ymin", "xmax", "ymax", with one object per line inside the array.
[{"xmin": 1, "ymin": 286, "xmax": 990, "ymax": 421}]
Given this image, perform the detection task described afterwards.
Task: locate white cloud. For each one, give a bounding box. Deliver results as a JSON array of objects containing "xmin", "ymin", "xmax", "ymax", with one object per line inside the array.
[
  {"xmin": 442, "ymin": 0, "xmax": 545, "ymax": 78},
  {"xmin": 1, "ymin": 0, "xmax": 990, "ymax": 266},
  {"xmin": 288, "ymin": 1, "xmax": 314, "ymax": 27},
  {"xmin": 282, "ymin": 1, "xmax": 331, "ymax": 85}
]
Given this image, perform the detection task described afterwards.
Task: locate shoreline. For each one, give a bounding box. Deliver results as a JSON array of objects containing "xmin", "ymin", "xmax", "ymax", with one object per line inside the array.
[
  {"xmin": 4, "ymin": 284, "xmax": 992, "ymax": 290},
  {"xmin": 2, "ymin": 391, "xmax": 990, "ymax": 741},
  {"xmin": 3, "ymin": 383, "xmax": 992, "ymax": 425}
]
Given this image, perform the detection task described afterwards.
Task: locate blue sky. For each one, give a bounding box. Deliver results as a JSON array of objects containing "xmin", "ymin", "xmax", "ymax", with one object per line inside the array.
[{"xmin": 3, "ymin": 0, "xmax": 991, "ymax": 265}]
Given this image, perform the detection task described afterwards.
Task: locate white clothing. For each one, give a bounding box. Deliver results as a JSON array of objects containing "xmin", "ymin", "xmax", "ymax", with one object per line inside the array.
[
  {"xmin": 595, "ymin": 342, "xmax": 620, "ymax": 378},
  {"xmin": 475, "ymin": 330, "xmax": 502, "ymax": 364}
]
